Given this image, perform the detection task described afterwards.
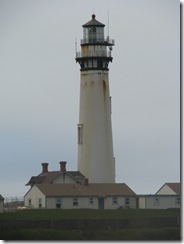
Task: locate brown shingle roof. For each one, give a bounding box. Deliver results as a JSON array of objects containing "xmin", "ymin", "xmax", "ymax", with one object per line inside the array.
[
  {"xmin": 155, "ymin": 182, "xmax": 180, "ymax": 195},
  {"xmin": 36, "ymin": 183, "xmax": 136, "ymax": 197},
  {"xmin": 26, "ymin": 171, "xmax": 85, "ymax": 186},
  {"xmin": 166, "ymin": 183, "xmax": 180, "ymax": 194}
]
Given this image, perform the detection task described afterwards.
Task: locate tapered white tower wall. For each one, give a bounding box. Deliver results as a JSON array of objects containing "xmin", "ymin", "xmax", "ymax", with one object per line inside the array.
[{"xmin": 76, "ymin": 15, "xmax": 115, "ymax": 183}]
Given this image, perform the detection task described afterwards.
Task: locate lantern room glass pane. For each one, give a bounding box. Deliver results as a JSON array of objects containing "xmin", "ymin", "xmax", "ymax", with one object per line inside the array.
[
  {"xmin": 83, "ymin": 28, "xmax": 88, "ymax": 42},
  {"xmin": 96, "ymin": 27, "xmax": 104, "ymax": 41},
  {"xmin": 83, "ymin": 27, "xmax": 104, "ymax": 43}
]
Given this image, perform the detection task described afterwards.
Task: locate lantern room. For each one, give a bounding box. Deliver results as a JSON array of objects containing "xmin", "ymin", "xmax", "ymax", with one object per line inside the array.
[{"xmin": 82, "ymin": 14, "xmax": 105, "ymax": 44}]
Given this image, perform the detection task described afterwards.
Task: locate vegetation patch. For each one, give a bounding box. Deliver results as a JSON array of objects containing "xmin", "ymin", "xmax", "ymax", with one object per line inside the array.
[
  {"xmin": 0, "ymin": 227, "xmax": 180, "ymax": 240},
  {"xmin": 0, "ymin": 208, "xmax": 180, "ymax": 221}
]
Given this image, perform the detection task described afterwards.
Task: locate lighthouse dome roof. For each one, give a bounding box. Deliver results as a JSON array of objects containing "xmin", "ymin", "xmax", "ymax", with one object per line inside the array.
[{"xmin": 82, "ymin": 14, "xmax": 105, "ymax": 27}]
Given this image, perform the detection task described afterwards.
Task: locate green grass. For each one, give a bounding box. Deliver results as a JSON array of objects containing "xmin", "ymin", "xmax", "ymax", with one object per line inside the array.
[
  {"xmin": 0, "ymin": 227, "xmax": 180, "ymax": 240},
  {"xmin": 0, "ymin": 209, "xmax": 180, "ymax": 240},
  {"xmin": 0, "ymin": 208, "xmax": 180, "ymax": 221}
]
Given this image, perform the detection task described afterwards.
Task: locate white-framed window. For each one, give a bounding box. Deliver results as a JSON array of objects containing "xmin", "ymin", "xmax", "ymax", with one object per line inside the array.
[
  {"xmin": 89, "ymin": 197, "xmax": 94, "ymax": 205},
  {"xmin": 38, "ymin": 198, "xmax": 42, "ymax": 208},
  {"xmin": 77, "ymin": 124, "xmax": 83, "ymax": 144},
  {"xmin": 125, "ymin": 197, "xmax": 130, "ymax": 207},
  {"xmin": 56, "ymin": 198, "xmax": 62, "ymax": 208},
  {"xmin": 154, "ymin": 197, "xmax": 160, "ymax": 206},
  {"xmin": 28, "ymin": 199, "xmax": 32, "ymax": 206},
  {"xmin": 73, "ymin": 197, "xmax": 78, "ymax": 206},
  {"xmin": 175, "ymin": 197, "xmax": 180, "ymax": 205},
  {"xmin": 112, "ymin": 196, "xmax": 118, "ymax": 205}
]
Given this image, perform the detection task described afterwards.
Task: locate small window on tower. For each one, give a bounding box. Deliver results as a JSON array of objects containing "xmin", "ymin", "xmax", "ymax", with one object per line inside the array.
[
  {"xmin": 78, "ymin": 124, "xmax": 83, "ymax": 144},
  {"xmin": 88, "ymin": 60, "xmax": 92, "ymax": 68}
]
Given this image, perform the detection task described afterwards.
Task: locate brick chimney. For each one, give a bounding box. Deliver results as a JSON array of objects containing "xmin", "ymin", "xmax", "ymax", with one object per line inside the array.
[
  {"xmin": 59, "ymin": 161, "xmax": 67, "ymax": 173},
  {"xmin": 42, "ymin": 163, "xmax": 49, "ymax": 173},
  {"xmin": 84, "ymin": 178, "xmax": 89, "ymax": 186}
]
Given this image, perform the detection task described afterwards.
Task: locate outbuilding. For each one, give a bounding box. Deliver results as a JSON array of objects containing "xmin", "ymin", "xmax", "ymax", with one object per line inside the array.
[{"xmin": 138, "ymin": 183, "xmax": 180, "ymax": 209}]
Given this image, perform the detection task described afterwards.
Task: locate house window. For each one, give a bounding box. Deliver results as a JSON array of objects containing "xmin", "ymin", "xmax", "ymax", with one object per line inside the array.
[
  {"xmin": 56, "ymin": 198, "xmax": 62, "ymax": 208},
  {"xmin": 73, "ymin": 197, "xmax": 78, "ymax": 206},
  {"xmin": 175, "ymin": 197, "xmax": 180, "ymax": 205},
  {"xmin": 112, "ymin": 196, "xmax": 118, "ymax": 205},
  {"xmin": 38, "ymin": 198, "xmax": 42, "ymax": 208},
  {"xmin": 77, "ymin": 124, "xmax": 83, "ymax": 144},
  {"xmin": 89, "ymin": 197, "xmax": 94, "ymax": 205},
  {"xmin": 125, "ymin": 198, "xmax": 130, "ymax": 208},
  {"xmin": 154, "ymin": 197, "xmax": 160, "ymax": 206},
  {"xmin": 28, "ymin": 199, "xmax": 32, "ymax": 206}
]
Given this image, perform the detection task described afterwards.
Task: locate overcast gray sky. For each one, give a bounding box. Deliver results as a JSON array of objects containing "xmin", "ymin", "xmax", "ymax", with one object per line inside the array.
[{"xmin": 0, "ymin": 0, "xmax": 180, "ymax": 197}]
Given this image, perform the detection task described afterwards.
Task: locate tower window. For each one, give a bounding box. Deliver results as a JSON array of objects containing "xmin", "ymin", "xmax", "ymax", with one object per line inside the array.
[
  {"xmin": 78, "ymin": 124, "xmax": 83, "ymax": 144},
  {"xmin": 97, "ymin": 59, "xmax": 103, "ymax": 69},
  {"xmin": 110, "ymin": 96, "xmax": 112, "ymax": 114}
]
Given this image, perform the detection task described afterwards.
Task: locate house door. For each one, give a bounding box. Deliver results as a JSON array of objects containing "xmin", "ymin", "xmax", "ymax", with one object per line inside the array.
[{"xmin": 98, "ymin": 198, "xmax": 104, "ymax": 209}]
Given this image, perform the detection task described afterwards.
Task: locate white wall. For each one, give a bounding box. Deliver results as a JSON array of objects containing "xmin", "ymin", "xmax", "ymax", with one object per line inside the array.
[
  {"xmin": 78, "ymin": 70, "xmax": 115, "ymax": 183},
  {"xmin": 24, "ymin": 185, "xmax": 45, "ymax": 208},
  {"xmin": 138, "ymin": 196, "xmax": 146, "ymax": 209},
  {"xmin": 46, "ymin": 196, "xmax": 98, "ymax": 209},
  {"xmin": 46, "ymin": 195, "xmax": 137, "ymax": 210},
  {"xmin": 52, "ymin": 174, "xmax": 77, "ymax": 184},
  {"xmin": 139, "ymin": 195, "xmax": 180, "ymax": 209},
  {"xmin": 156, "ymin": 184, "xmax": 176, "ymax": 195},
  {"xmin": 105, "ymin": 196, "xmax": 136, "ymax": 209}
]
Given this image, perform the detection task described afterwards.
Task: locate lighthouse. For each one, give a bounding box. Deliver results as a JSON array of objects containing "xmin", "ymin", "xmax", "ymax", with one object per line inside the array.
[{"xmin": 76, "ymin": 14, "xmax": 115, "ymax": 183}]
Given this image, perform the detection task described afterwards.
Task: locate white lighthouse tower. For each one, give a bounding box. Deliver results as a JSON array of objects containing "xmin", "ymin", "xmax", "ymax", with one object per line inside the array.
[{"xmin": 76, "ymin": 14, "xmax": 115, "ymax": 183}]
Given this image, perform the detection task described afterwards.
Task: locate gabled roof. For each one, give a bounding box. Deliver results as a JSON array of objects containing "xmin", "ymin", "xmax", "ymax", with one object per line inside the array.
[
  {"xmin": 165, "ymin": 183, "xmax": 180, "ymax": 194},
  {"xmin": 26, "ymin": 171, "xmax": 85, "ymax": 186},
  {"xmin": 36, "ymin": 183, "xmax": 136, "ymax": 197},
  {"xmin": 82, "ymin": 14, "xmax": 105, "ymax": 27},
  {"xmin": 155, "ymin": 183, "xmax": 180, "ymax": 195}
]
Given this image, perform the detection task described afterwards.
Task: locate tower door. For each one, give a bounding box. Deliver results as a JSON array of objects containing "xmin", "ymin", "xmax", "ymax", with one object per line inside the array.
[{"xmin": 98, "ymin": 197, "xmax": 104, "ymax": 209}]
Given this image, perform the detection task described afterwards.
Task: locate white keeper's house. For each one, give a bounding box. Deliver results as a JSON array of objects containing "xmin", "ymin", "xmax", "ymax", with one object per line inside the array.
[
  {"xmin": 24, "ymin": 162, "xmax": 137, "ymax": 210},
  {"xmin": 24, "ymin": 182, "xmax": 136, "ymax": 210}
]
